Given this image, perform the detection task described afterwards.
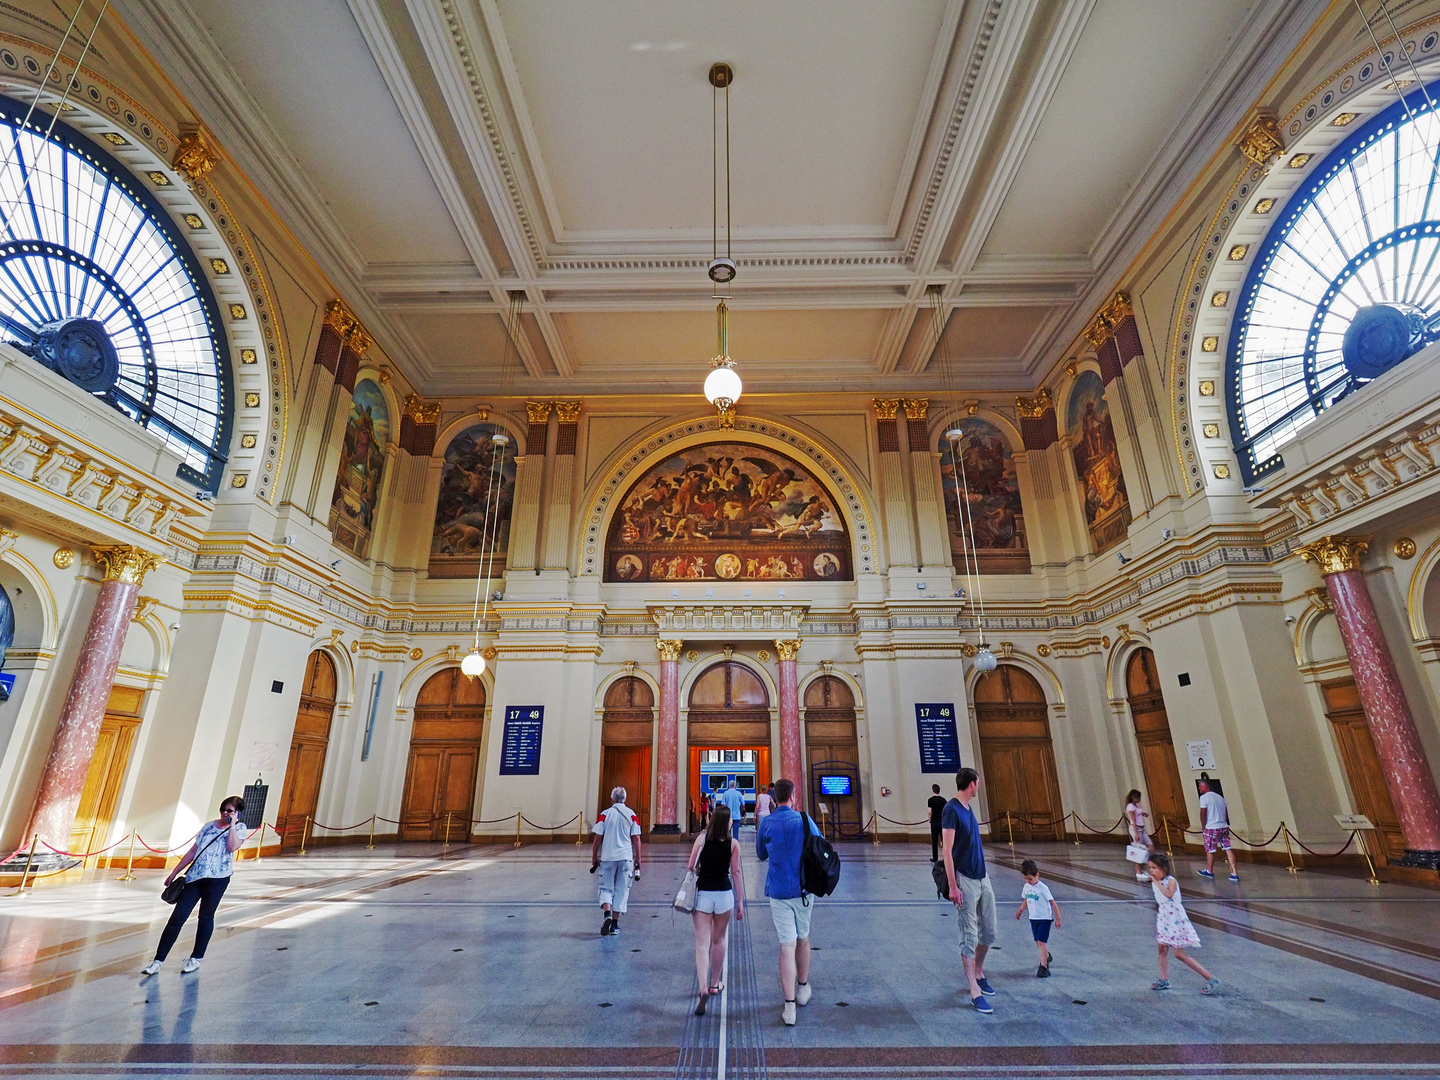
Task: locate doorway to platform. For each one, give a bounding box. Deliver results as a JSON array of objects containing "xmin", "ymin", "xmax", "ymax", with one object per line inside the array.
[
  {"xmin": 686, "ymin": 660, "xmax": 771, "ymax": 832},
  {"xmin": 804, "ymin": 675, "xmax": 861, "ymax": 837},
  {"xmin": 599, "ymin": 676, "xmax": 654, "ymax": 831},
  {"xmin": 690, "ymin": 747, "xmax": 770, "ymax": 831},
  {"xmin": 276, "ymin": 651, "xmax": 337, "ymax": 851},
  {"xmin": 1125, "ymin": 648, "xmax": 1190, "ymax": 833}
]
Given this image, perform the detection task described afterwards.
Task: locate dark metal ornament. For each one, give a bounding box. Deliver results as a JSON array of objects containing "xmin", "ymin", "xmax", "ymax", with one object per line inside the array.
[{"xmin": 32, "ymin": 317, "xmax": 120, "ymax": 393}]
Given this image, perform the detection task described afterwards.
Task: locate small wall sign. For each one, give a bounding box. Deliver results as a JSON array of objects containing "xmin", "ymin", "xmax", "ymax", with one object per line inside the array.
[{"xmin": 1185, "ymin": 740, "xmax": 1215, "ymax": 771}]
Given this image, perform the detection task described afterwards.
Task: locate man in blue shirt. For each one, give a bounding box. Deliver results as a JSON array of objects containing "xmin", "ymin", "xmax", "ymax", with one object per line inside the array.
[
  {"xmin": 718, "ymin": 780, "xmax": 745, "ymax": 840},
  {"xmin": 942, "ymin": 767, "xmax": 998, "ymax": 1014},
  {"xmin": 755, "ymin": 777, "xmax": 821, "ymax": 1027}
]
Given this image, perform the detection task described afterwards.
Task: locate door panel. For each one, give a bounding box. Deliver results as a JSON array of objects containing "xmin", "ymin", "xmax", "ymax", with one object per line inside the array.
[
  {"xmin": 974, "ymin": 665, "xmax": 1062, "ymax": 842},
  {"xmin": 1323, "ymin": 678, "xmax": 1403, "ymax": 864},
  {"xmin": 1125, "ymin": 649, "xmax": 1189, "ymax": 832},
  {"xmin": 599, "ymin": 745, "xmax": 652, "ymax": 832},
  {"xmin": 69, "ymin": 687, "xmax": 143, "ymax": 862},
  {"xmin": 278, "ymin": 652, "xmax": 338, "ymax": 850},
  {"xmin": 400, "ymin": 667, "xmax": 486, "ymax": 842},
  {"xmin": 401, "ymin": 748, "xmax": 444, "ymax": 841}
]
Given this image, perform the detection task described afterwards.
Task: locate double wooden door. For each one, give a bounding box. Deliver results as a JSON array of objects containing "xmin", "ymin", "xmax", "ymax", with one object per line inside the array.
[
  {"xmin": 278, "ymin": 652, "xmax": 337, "ymax": 850},
  {"xmin": 69, "ymin": 685, "xmax": 144, "ymax": 863},
  {"xmin": 974, "ymin": 665, "xmax": 1063, "ymax": 841},
  {"xmin": 1322, "ymin": 678, "xmax": 1403, "ymax": 864},
  {"xmin": 400, "ymin": 667, "xmax": 486, "ymax": 842},
  {"xmin": 599, "ymin": 676, "xmax": 654, "ymax": 831},
  {"xmin": 1126, "ymin": 649, "xmax": 1189, "ymax": 831}
]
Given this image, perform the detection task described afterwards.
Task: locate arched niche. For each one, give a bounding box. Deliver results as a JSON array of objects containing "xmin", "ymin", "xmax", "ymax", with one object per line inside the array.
[
  {"xmin": 399, "ymin": 667, "xmax": 486, "ymax": 843},
  {"xmin": 803, "ymin": 675, "xmax": 862, "ymax": 835},
  {"xmin": 276, "ymin": 651, "xmax": 339, "ymax": 850},
  {"xmin": 328, "ymin": 375, "xmax": 391, "ymax": 559},
  {"xmin": 1123, "ymin": 647, "xmax": 1189, "ymax": 831},
  {"xmin": 1064, "ymin": 370, "xmax": 1131, "ymax": 554}
]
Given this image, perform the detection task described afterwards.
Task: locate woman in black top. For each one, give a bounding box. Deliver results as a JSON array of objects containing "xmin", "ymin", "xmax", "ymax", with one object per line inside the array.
[{"xmin": 685, "ymin": 803, "xmax": 746, "ymax": 1015}]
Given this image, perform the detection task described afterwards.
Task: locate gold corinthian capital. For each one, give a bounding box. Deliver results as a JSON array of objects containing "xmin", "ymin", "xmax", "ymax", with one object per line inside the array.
[
  {"xmin": 656, "ymin": 639, "xmax": 684, "ymax": 662},
  {"xmin": 1296, "ymin": 534, "xmax": 1371, "ymax": 575},
  {"xmin": 91, "ymin": 545, "xmax": 162, "ymax": 586},
  {"xmin": 774, "ymin": 639, "xmax": 802, "ymax": 662}
]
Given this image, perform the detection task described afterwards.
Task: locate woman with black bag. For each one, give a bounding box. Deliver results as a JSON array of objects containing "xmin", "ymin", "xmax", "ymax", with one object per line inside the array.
[
  {"xmin": 141, "ymin": 796, "xmax": 248, "ymax": 975},
  {"xmin": 685, "ymin": 803, "xmax": 745, "ymax": 1016}
]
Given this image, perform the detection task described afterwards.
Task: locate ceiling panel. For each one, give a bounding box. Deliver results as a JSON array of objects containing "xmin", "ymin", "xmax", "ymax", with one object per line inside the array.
[
  {"xmin": 398, "ymin": 312, "xmax": 513, "ymax": 372},
  {"xmin": 936, "ymin": 305, "xmax": 1056, "ymax": 362}
]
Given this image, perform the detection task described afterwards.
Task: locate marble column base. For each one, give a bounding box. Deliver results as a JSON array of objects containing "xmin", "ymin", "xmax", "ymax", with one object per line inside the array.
[
  {"xmin": 0, "ymin": 852, "xmax": 81, "ymax": 874},
  {"xmin": 1397, "ymin": 848, "xmax": 1440, "ymax": 870},
  {"xmin": 650, "ymin": 824, "xmax": 681, "ymax": 835}
]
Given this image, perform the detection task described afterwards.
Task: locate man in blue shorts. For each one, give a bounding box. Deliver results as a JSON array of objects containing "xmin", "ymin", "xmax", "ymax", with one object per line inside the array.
[{"xmin": 756, "ymin": 777, "xmax": 822, "ymax": 1027}]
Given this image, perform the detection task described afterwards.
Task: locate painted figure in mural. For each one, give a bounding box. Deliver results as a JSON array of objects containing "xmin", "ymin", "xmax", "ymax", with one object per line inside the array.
[
  {"xmin": 1066, "ymin": 372, "xmax": 1131, "ymax": 553},
  {"xmin": 429, "ymin": 423, "xmax": 517, "ymax": 578},
  {"xmin": 606, "ymin": 442, "xmax": 851, "ymax": 582},
  {"xmin": 328, "ymin": 378, "xmax": 390, "ymax": 558},
  {"xmin": 938, "ymin": 420, "xmax": 1029, "ymax": 575}
]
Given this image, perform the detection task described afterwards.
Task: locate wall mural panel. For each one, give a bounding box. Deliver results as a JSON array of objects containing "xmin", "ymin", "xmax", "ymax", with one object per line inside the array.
[
  {"xmin": 1067, "ymin": 371, "xmax": 1131, "ymax": 554},
  {"xmin": 429, "ymin": 423, "xmax": 516, "ymax": 579},
  {"xmin": 939, "ymin": 420, "xmax": 1029, "ymax": 575},
  {"xmin": 605, "ymin": 441, "xmax": 851, "ymax": 582},
  {"xmin": 329, "ymin": 377, "xmax": 389, "ymax": 559}
]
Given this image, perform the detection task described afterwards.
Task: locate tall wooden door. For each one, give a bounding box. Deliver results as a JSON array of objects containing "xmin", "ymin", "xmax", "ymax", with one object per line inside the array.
[
  {"xmin": 600, "ymin": 676, "xmax": 654, "ymax": 830},
  {"xmin": 1125, "ymin": 648, "xmax": 1189, "ymax": 831},
  {"xmin": 974, "ymin": 665, "xmax": 1063, "ymax": 841},
  {"xmin": 1322, "ymin": 678, "xmax": 1403, "ymax": 864},
  {"xmin": 804, "ymin": 676, "xmax": 860, "ymax": 835},
  {"xmin": 400, "ymin": 667, "xmax": 486, "ymax": 842},
  {"xmin": 278, "ymin": 651, "xmax": 338, "ymax": 850},
  {"xmin": 69, "ymin": 686, "xmax": 144, "ymax": 863}
]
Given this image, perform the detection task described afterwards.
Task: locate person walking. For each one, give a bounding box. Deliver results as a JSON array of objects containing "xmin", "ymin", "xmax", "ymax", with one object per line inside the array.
[
  {"xmin": 591, "ymin": 786, "xmax": 642, "ymax": 936},
  {"xmin": 1125, "ymin": 789, "xmax": 1155, "ymax": 883},
  {"xmin": 141, "ymin": 796, "xmax": 249, "ymax": 975},
  {"xmin": 685, "ymin": 803, "xmax": 746, "ymax": 1015},
  {"xmin": 719, "ymin": 779, "xmax": 745, "ymax": 841},
  {"xmin": 927, "ymin": 783, "xmax": 948, "ymax": 863},
  {"xmin": 754, "ymin": 784, "xmax": 774, "ymax": 831},
  {"xmin": 1013, "ymin": 858, "xmax": 1060, "ymax": 976},
  {"xmin": 1195, "ymin": 779, "xmax": 1239, "ymax": 882},
  {"xmin": 755, "ymin": 777, "xmax": 822, "ymax": 1026},
  {"xmin": 941, "ymin": 767, "xmax": 999, "ymax": 1014},
  {"xmin": 1147, "ymin": 851, "xmax": 1220, "ymax": 994}
]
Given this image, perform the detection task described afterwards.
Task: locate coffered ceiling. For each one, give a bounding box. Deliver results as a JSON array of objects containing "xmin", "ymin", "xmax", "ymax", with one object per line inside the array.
[{"xmin": 114, "ymin": 0, "xmax": 1326, "ymax": 397}]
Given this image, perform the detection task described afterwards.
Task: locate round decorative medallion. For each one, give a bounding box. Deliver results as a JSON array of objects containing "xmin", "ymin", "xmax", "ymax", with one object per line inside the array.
[
  {"xmin": 1394, "ymin": 537, "xmax": 1417, "ymax": 559},
  {"xmin": 482, "ymin": 646, "xmax": 499, "ymax": 661},
  {"xmin": 686, "ymin": 649, "xmax": 699, "ymax": 663},
  {"xmin": 713, "ymin": 553, "xmax": 741, "ymax": 579},
  {"xmin": 757, "ymin": 649, "xmax": 770, "ymax": 662},
  {"xmin": 409, "ymin": 647, "xmax": 423, "ymax": 661},
  {"xmin": 53, "ymin": 547, "xmax": 75, "ymax": 569}
]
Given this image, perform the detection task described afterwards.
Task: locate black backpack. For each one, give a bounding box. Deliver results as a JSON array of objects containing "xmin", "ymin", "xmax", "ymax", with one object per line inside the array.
[{"xmin": 799, "ymin": 812, "xmax": 841, "ymax": 897}]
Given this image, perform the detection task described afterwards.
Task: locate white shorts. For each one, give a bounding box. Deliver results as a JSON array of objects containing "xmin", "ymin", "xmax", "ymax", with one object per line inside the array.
[
  {"xmin": 769, "ymin": 895, "xmax": 813, "ymax": 944},
  {"xmin": 695, "ymin": 889, "xmax": 735, "ymax": 914},
  {"xmin": 597, "ymin": 860, "xmax": 633, "ymax": 913}
]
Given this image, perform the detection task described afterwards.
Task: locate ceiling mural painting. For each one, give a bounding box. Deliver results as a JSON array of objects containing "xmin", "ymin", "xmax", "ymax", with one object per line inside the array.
[
  {"xmin": 1066, "ymin": 371, "xmax": 1130, "ymax": 555},
  {"xmin": 329, "ymin": 377, "xmax": 389, "ymax": 560},
  {"xmin": 429, "ymin": 423, "xmax": 517, "ymax": 580},
  {"xmin": 939, "ymin": 419, "xmax": 1029, "ymax": 575},
  {"xmin": 605, "ymin": 442, "xmax": 851, "ymax": 582}
]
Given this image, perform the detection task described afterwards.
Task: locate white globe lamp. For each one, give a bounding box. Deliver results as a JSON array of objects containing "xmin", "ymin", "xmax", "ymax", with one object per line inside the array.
[
  {"xmin": 704, "ymin": 359, "xmax": 742, "ymax": 409},
  {"xmin": 973, "ymin": 646, "xmax": 997, "ymax": 673},
  {"xmin": 461, "ymin": 648, "xmax": 486, "ymax": 679}
]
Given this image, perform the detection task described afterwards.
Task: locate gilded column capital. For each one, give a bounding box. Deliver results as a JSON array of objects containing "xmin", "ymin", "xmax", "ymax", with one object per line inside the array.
[
  {"xmin": 900, "ymin": 398, "xmax": 929, "ymax": 420},
  {"xmin": 170, "ymin": 127, "xmax": 219, "ymax": 184},
  {"xmin": 324, "ymin": 298, "xmax": 361, "ymax": 335},
  {"xmin": 1083, "ymin": 312, "xmax": 1115, "ymax": 349},
  {"xmin": 774, "ymin": 639, "xmax": 802, "ymax": 662},
  {"xmin": 403, "ymin": 393, "xmax": 442, "ymax": 425},
  {"xmin": 1015, "ymin": 387, "xmax": 1054, "ymax": 418},
  {"xmin": 0, "ymin": 528, "xmax": 17, "ymax": 558},
  {"xmin": 554, "ymin": 401, "xmax": 582, "ymax": 423},
  {"xmin": 1100, "ymin": 291, "xmax": 1133, "ymax": 325},
  {"xmin": 347, "ymin": 327, "xmax": 374, "ymax": 359},
  {"xmin": 872, "ymin": 398, "xmax": 900, "ymax": 420},
  {"xmin": 1296, "ymin": 534, "xmax": 1371, "ymax": 575},
  {"xmin": 91, "ymin": 545, "xmax": 162, "ymax": 586},
  {"xmin": 525, "ymin": 401, "xmax": 554, "ymax": 424},
  {"xmin": 656, "ymin": 639, "xmax": 684, "ymax": 662},
  {"xmin": 1238, "ymin": 112, "xmax": 1284, "ymax": 168}
]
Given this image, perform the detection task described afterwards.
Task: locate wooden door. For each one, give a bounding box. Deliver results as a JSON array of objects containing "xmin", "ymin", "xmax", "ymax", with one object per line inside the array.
[
  {"xmin": 400, "ymin": 667, "xmax": 486, "ymax": 841},
  {"xmin": 804, "ymin": 676, "xmax": 860, "ymax": 835},
  {"xmin": 1125, "ymin": 648, "xmax": 1189, "ymax": 831},
  {"xmin": 69, "ymin": 686, "xmax": 144, "ymax": 863},
  {"xmin": 686, "ymin": 661, "xmax": 770, "ymax": 746},
  {"xmin": 1322, "ymin": 678, "xmax": 1403, "ymax": 864},
  {"xmin": 973, "ymin": 665, "xmax": 1063, "ymax": 841},
  {"xmin": 599, "ymin": 746, "xmax": 652, "ymax": 832},
  {"xmin": 600, "ymin": 677, "xmax": 654, "ymax": 830},
  {"xmin": 277, "ymin": 652, "xmax": 338, "ymax": 850}
]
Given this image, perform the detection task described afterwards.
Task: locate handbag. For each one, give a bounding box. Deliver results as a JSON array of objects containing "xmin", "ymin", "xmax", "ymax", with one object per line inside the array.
[
  {"xmin": 673, "ymin": 868, "xmax": 698, "ymax": 913},
  {"xmin": 1125, "ymin": 841, "xmax": 1151, "ymax": 864},
  {"xmin": 161, "ymin": 823, "xmax": 233, "ymax": 904}
]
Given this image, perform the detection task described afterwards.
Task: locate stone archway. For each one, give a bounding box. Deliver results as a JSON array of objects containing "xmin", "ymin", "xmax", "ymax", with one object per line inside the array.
[
  {"xmin": 687, "ymin": 661, "xmax": 771, "ymax": 832},
  {"xmin": 599, "ymin": 676, "xmax": 655, "ymax": 832}
]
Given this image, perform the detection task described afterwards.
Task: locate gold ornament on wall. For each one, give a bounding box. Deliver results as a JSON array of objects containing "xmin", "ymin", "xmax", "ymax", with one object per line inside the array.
[
  {"xmin": 53, "ymin": 547, "xmax": 75, "ymax": 569},
  {"xmin": 91, "ymin": 545, "xmax": 161, "ymax": 585},
  {"xmin": 409, "ymin": 648, "xmax": 423, "ymax": 660},
  {"xmin": 1237, "ymin": 113, "xmax": 1284, "ymax": 167},
  {"xmin": 961, "ymin": 643, "xmax": 978, "ymax": 657},
  {"xmin": 1198, "ymin": 381, "xmax": 1215, "ymax": 396},
  {"xmin": 757, "ymin": 649, "xmax": 770, "ymax": 662},
  {"xmin": 774, "ymin": 639, "xmax": 802, "ymax": 662},
  {"xmin": 1036, "ymin": 643, "xmax": 1051, "ymax": 657},
  {"xmin": 170, "ymin": 128, "xmax": 219, "ymax": 184},
  {"xmin": 1394, "ymin": 537, "xmax": 1417, "ymax": 559},
  {"xmin": 482, "ymin": 646, "xmax": 499, "ymax": 661},
  {"xmin": 1015, "ymin": 387, "xmax": 1054, "ymax": 418},
  {"xmin": 686, "ymin": 649, "xmax": 699, "ymax": 663},
  {"xmin": 525, "ymin": 401, "xmax": 553, "ymax": 424},
  {"xmin": 657, "ymin": 639, "xmax": 684, "ymax": 662},
  {"xmin": 403, "ymin": 394, "xmax": 442, "ymax": 425},
  {"xmin": 871, "ymin": 398, "xmax": 900, "ymax": 420}
]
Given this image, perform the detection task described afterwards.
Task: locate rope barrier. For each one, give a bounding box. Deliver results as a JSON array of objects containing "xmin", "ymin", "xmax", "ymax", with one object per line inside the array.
[
  {"xmin": 1072, "ymin": 812, "xmax": 1128, "ymax": 835},
  {"xmin": 310, "ymin": 817, "xmax": 379, "ymax": 833},
  {"xmin": 873, "ymin": 813, "xmax": 929, "ymax": 827},
  {"xmin": 36, "ymin": 834, "xmax": 130, "ymax": 860},
  {"xmin": 1290, "ymin": 830, "xmax": 1358, "ymax": 858},
  {"xmin": 520, "ymin": 813, "xmax": 581, "ymax": 831}
]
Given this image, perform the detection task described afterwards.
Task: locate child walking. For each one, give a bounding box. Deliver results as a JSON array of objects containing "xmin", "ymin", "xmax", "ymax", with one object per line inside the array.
[
  {"xmin": 1147, "ymin": 852, "xmax": 1219, "ymax": 994},
  {"xmin": 1013, "ymin": 859, "xmax": 1061, "ymax": 977}
]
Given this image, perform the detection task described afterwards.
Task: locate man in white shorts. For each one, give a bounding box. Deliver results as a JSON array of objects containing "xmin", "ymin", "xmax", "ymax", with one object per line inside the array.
[
  {"xmin": 755, "ymin": 778, "xmax": 822, "ymax": 1026},
  {"xmin": 590, "ymin": 786, "xmax": 642, "ymax": 936}
]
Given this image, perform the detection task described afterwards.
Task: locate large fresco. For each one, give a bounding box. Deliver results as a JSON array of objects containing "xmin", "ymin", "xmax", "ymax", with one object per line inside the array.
[
  {"xmin": 1066, "ymin": 371, "xmax": 1131, "ymax": 554},
  {"xmin": 938, "ymin": 419, "xmax": 1029, "ymax": 575},
  {"xmin": 605, "ymin": 442, "xmax": 851, "ymax": 582},
  {"xmin": 429, "ymin": 422, "xmax": 517, "ymax": 579},
  {"xmin": 329, "ymin": 377, "xmax": 389, "ymax": 559}
]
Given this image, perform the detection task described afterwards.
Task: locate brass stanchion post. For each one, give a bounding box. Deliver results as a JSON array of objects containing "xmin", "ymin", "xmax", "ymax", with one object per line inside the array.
[
  {"xmin": 366, "ymin": 815, "xmax": 376, "ymax": 851},
  {"xmin": 254, "ymin": 822, "xmax": 264, "ymax": 863},
  {"xmin": 870, "ymin": 812, "xmax": 880, "ymax": 846},
  {"xmin": 514, "ymin": 810, "xmax": 522, "ymax": 849},
  {"xmin": 9, "ymin": 835, "xmax": 38, "ymax": 896},
  {"xmin": 575, "ymin": 814, "xmax": 584, "ymax": 845},
  {"xmin": 118, "ymin": 829, "xmax": 138, "ymax": 881},
  {"xmin": 1071, "ymin": 811, "xmax": 1082, "ymax": 846},
  {"xmin": 443, "ymin": 812, "xmax": 452, "ymax": 847},
  {"xmin": 299, "ymin": 816, "xmax": 311, "ymax": 856},
  {"xmin": 1282, "ymin": 822, "xmax": 1302, "ymax": 873},
  {"xmin": 1162, "ymin": 816, "xmax": 1173, "ymax": 857},
  {"xmin": 1006, "ymin": 810, "xmax": 1014, "ymax": 848},
  {"xmin": 1355, "ymin": 830, "xmax": 1381, "ymax": 885}
]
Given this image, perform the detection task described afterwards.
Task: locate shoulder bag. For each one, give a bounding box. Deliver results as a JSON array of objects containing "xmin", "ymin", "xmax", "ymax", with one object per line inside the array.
[
  {"xmin": 673, "ymin": 835, "xmax": 701, "ymax": 913},
  {"xmin": 161, "ymin": 823, "xmax": 233, "ymax": 904}
]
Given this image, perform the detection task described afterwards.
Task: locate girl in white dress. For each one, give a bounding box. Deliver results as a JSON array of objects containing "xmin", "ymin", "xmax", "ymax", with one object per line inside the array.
[
  {"xmin": 1147, "ymin": 852, "xmax": 1219, "ymax": 994},
  {"xmin": 1125, "ymin": 789, "xmax": 1154, "ymax": 883}
]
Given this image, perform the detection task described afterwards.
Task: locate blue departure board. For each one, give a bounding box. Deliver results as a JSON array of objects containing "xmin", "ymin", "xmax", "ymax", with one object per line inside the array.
[
  {"xmin": 915, "ymin": 703, "xmax": 960, "ymax": 773},
  {"xmin": 498, "ymin": 706, "xmax": 544, "ymax": 775}
]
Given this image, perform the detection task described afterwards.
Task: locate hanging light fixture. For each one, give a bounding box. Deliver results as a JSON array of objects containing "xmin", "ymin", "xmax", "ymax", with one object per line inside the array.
[{"xmin": 702, "ymin": 62, "xmax": 741, "ymax": 429}]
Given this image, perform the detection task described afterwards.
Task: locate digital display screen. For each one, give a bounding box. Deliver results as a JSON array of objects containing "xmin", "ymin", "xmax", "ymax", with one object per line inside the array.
[{"xmin": 819, "ymin": 775, "xmax": 852, "ymax": 796}]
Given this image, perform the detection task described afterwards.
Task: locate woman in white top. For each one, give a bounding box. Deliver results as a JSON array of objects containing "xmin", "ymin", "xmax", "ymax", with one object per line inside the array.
[
  {"xmin": 754, "ymin": 785, "xmax": 774, "ymax": 828},
  {"xmin": 142, "ymin": 796, "xmax": 249, "ymax": 975},
  {"xmin": 1125, "ymin": 789, "xmax": 1154, "ymax": 883}
]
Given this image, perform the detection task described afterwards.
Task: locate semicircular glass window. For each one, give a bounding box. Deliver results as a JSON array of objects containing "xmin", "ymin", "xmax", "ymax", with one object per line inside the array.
[
  {"xmin": 1229, "ymin": 85, "xmax": 1440, "ymax": 484},
  {"xmin": 0, "ymin": 95, "xmax": 231, "ymax": 491}
]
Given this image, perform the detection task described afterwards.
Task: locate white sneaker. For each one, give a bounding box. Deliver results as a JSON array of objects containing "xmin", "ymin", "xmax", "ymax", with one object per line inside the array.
[
  {"xmin": 796, "ymin": 982, "xmax": 812, "ymax": 1007},
  {"xmin": 140, "ymin": 960, "xmax": 162, "ymax": 976},
  {"xmin": 180, "ymin": 958, "xmax": 201, "ymax": 973},
  {"xmin": 782, "ymin": 1000, "xmax": 796, "ymax": 1026},
  {"xmin": 1136, "ymin": 872, "xmax": 1149, "ymax": 882}
]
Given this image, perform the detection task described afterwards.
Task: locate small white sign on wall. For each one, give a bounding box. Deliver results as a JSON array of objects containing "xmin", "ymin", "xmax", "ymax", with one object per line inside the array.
[
  {"xmin": 1334, "ymin": 813, "xmax": 1375, "ymax": 830},
  {"xmin": 249, "ymin": 741, "xmax": 279, "ymax": 772},
  {"xmin": 1185, "ymin": 740, "xmax": 1215, "ymax": 771}
]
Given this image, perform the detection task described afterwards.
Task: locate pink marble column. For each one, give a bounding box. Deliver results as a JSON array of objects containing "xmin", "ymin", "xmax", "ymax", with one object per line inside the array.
[
  {"xmin": 27, "ymin": 546, "xmax": 159, "ymax": 851},
  {"xmin": 1300, "ymin": 536, "xmax": 1440, "ymax": 865},
  {"xmin": 776, "ymin": 639, "xmax": 802, "ymax": 808},
  {"xmin": 654, "ymin": 640, "xmax": 683, "ymax": 834}
]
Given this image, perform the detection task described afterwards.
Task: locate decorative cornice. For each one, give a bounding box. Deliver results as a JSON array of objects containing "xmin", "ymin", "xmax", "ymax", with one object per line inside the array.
[
  {"xmin": 656, "ymin": 639, "xmax": 684, "ymax": 662},
  {"xmin": 93, "ymin": 545, "xmax": 163, "ymax": 586},
  {"xmin": 872, "ymin": 398, "xmax": 901, "ymax": 420},
  {"xmin": 650, "ymin": 602, "xmax": 811, "ymax": 638},
  {"xmin": 774, "ymin": 638, "xmax": 802, "ymax": 662},
  {"xmin": 1296, "ymin": 534, "xmax": 1370, "ymax": 576},
  {"xmin": 1237, "ymin": 112, "xmax": 1284, "ymax": 168},
  {"xmin": 1014, "ymin": 387, "xmax": 1054, "ymax": 419}
]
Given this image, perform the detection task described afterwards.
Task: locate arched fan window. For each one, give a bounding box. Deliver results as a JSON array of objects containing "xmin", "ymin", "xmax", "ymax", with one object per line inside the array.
[
  {"xmin": 1228, "ymin": 84, "xmax": 1440, "ymax": 484},
  {"xmin": 0, "ymin": 95, "xmax": 232, "ymax": 491}
]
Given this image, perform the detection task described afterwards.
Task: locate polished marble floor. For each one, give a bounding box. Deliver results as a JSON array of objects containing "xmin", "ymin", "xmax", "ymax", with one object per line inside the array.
[{"xmin": 0, "ymin": 833, "xmax": 1436, "ymax": 1078}]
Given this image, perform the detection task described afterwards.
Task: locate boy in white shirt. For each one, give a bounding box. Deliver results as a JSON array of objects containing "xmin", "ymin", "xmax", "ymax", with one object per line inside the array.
[{"xmin": 1014, "ymin": 859, "xmax": 1061, "ymax": 977}]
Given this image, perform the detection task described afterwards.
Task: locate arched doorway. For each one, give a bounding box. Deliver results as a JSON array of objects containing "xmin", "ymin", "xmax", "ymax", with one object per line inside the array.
[
  {"xmin": 973, "ymin": 664, "xmax": 1062, "ymax": 841},
  {"xmin": 600, "ymin": 677, "xmax": 654, "ymax": 832},
  {"xmin": 277, "ymin": 652, "xmax": 337, "ymax": 851},
  {"xmin": 804, "ymin": 676, "xmax": 860, "ymax": 836},
  {"xmin": 687, "ymin": 661, "xmax": 771, "ymax": 832},
  {"xmin": 1321, "ymin": 677, "xmax": 1402, "ymax": 864},
  {"xmin": 400, "ymin": 667, "xmax": 485, "ymax": 842},
  {"xmin": 69, "ymin": 686, "xmax": 145, "ymax": 864},
  {"xmin": 1125, "ymin": 648, "xmax": 1189, "ymax": 832}
]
